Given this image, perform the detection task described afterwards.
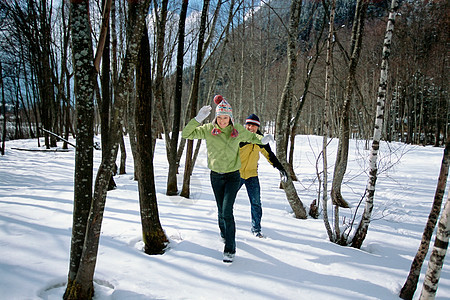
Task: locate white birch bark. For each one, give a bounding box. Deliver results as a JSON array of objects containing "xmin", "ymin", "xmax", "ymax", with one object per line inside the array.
[
  {"xmin": 400, "ymin": 142, "xmax": 449, "ymax": 299},
  {"xmin": 351, "ymin": 0, "xmax": 399, "ymax": 248},
  {"xmin": 420, "ymin": 193, "xmax": 450, "ymax": 299}
]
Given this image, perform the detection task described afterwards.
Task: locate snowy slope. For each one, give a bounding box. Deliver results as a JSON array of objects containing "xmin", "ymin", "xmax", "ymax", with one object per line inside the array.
[{"xmin": 0, "ymin": 135, "xmax": 448, "ymax": 299}]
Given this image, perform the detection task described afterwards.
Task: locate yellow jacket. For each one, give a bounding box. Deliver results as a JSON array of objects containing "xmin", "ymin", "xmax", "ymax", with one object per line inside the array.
[{"xmin": 239, "ymin": 140, "xmax": 283, "ymax": 180}]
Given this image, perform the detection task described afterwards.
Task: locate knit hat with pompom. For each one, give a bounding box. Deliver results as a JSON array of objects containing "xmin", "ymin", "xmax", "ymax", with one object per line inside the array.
[
  {"xmin": 212, "ymin": 95, "xmax": 238, "ymax": 137},
  {"xmin": 213, "ymin": 95, "xmax": 234, "ymax": 123}
]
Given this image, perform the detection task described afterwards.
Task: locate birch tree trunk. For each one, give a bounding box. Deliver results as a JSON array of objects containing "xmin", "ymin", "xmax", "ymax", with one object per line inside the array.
[
  {"xmin": 322, "ymin": 0, "xmax": 336, "ymax": 242},
  {"xmin": 400, "ymin": 141, "xmax": 450, "ymax": 299},
  {"xmin": 351, "ymin": 0, "xmax": 399, "ymax": 249},
  {"xmin": 330, "ymin": 0, "xmax": 368, "ymax": 209},
  {"xmin": 275, "ymin": 0, "xmax": 307, "ymax": 219},
  {"xmin": 419, "ymin": 192, "xmax": 450, "ymax": 300}
]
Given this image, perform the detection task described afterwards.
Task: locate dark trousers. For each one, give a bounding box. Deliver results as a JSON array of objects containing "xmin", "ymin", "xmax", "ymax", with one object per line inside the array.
[
  {"xmin": 239, "ymin": 176, "xmax": 262, "ymax": 233},
  {"xmin": 210, "ymin": 170, "xmax": 241, "ymax": 254}
]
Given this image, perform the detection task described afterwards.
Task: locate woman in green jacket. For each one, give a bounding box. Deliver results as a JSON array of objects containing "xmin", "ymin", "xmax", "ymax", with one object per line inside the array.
[{"xmin": 182, "ymin": 95, "xmax": 271, "ymax": 263}]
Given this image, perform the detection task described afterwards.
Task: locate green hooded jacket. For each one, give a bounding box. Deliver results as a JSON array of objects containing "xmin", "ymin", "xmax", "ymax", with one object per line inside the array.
[{"xmin": 182, "ymin": 118, "xmax": 264, "ymax": 173}]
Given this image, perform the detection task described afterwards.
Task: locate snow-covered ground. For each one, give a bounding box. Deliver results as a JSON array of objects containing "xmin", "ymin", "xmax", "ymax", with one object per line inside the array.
[{"xmin": 0, "ymin": 135, "xmax": 448, "ymax": 299}]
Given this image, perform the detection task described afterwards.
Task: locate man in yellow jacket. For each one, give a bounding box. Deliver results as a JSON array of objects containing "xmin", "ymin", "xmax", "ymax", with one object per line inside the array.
[{"xmin": 239, "ymin": 114, "xmax": 288, "ymax": 238}]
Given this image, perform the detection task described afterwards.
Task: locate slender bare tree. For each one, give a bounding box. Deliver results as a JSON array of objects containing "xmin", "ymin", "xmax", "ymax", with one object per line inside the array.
[
  {"xmin": 350, "ymin": 0, "xmax": 400, "ymax": 248},
  {"xmin": 180, "ymin": 0, "xmax": 210, "ymax": 198},
  {"xmin": 136, "ymin": 22, "xmax": 169, "ymax": 255},
  {"xmin": 59, "ymin": 0, "xmax": 71, "ymax": 149},
  {"xmin": 330, "ymin": 0, "xmax": 368, "ymax": 210},
  {"xmin": 275, "ymin": 0, "xmax": 307, "ymax": 219},
  {"xmin": 175, "ymin": 0, "xmax": 230, "ymax": 177},
  {"xmin": 322, "ymin": 0, "xmax": 336, "ymax": 241},
  {"xmin": 287, "ymin": 0, "xmax": 325, "ymax": 182},
  {"xmin": 0, "ymin": 61, "xmax": 5, "ymax": 155},
  {"xmin": 152, "ymin": 0, "xmax": 169, "ymax": 150},
  {"xmin": 166, "ymin": 0, "xmax": 189, "ymax": 196},
  {"xmin": 98, "ymin": 0, "xmax": 117, "ymax": 190}
]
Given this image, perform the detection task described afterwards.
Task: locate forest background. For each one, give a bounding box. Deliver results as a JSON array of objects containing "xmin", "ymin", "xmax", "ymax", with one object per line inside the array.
[{"xmin": 0, "ymin": 0, "xmax": 448, "ymax": 147}]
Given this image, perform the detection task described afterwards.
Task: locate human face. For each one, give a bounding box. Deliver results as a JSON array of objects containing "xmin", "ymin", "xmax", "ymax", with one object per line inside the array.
[
  {"xmin": 245, "ymin": 123, "xmax": 258, "ymax": 133},
  {"xmin": 217, "ymin": 115, "xmax": 231, "ymax": 129}
]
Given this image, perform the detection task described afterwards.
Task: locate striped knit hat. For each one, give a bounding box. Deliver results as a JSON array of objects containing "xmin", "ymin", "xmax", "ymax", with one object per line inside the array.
[
  {"xmin": 245, "ymin": 114, "xmax": 260, "ymax": 127},
  {"xmin": 214, "ymin": 95, "xmax": 234, "ymax": 124},
  {"xmin": 212, "ymin": 95, "xmax": 238, "ymax": 137}
]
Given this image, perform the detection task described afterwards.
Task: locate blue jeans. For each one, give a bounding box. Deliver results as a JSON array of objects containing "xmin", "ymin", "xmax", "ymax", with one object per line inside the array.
[
  {"xmin": 210, "ymin": 170, "xmax": 241, "ymax": 254},
  {"xmin": 239, "ymin": 176, "xmax": 262, "ymax": 233}
]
